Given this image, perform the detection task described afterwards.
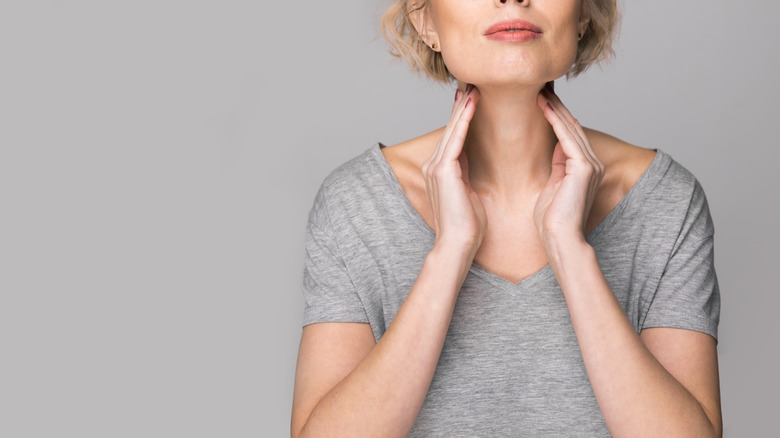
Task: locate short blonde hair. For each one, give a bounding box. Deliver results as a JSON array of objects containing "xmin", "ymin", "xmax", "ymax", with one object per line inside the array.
[{"xmin": 380, "ymin": 0, "xmax": 621, "ymax": 84}]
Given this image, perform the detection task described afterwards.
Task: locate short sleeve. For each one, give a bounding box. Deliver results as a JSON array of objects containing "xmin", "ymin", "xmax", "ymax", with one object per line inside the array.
[
  {"xmin": 641, "ymin": 180, "xmax": 721, "ymax": 343},
  {"xmin": 300, "ymin": 184, "xmax": 369, "ymax": 327}
]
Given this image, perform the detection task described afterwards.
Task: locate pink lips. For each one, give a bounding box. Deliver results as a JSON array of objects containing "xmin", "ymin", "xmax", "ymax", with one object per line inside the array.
[{"xmin": 484, "ymin": 19, "xmax": 543, "ymax": 42}]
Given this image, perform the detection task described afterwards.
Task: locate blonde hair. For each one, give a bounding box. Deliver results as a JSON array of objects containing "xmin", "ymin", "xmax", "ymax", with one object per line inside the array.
[{"xmin": 380, "ymin": 0, "xmax": 621, "ymax": 84}]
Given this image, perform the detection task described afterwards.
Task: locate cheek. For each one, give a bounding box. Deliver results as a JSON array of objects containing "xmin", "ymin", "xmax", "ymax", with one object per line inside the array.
[
  {"xmin": 432, "ymin": 6, "xmax": 490, "ymax": 81},
  {"xmin": 546, "ymin": 27, "xmax": 581, "ymax": 73},
  {"xmin": 437, "ymin": 35, "xmax": 486, "ymax": 81},
  {"xmin": 438, "ymin": 44, "xmax": 470, "ymax": 79},
  {"xmin": 545, "ymin": 5, "xmax": 583, "ymax": 71},
  {"xmin": 559, "ymin": 36, "xmax": 580, "ymax": 68}
]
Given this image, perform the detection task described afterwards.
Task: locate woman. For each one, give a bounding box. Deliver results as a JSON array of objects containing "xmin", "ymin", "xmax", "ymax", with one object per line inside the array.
[{"xmin": 292, "ymin": 0, "xmax": 722, "ymax": 436}]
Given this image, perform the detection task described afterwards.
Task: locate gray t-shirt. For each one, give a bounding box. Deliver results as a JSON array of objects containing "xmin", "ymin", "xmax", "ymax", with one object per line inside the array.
[{"xmin": 300, "ymin": 142, "xmax": 720, "ymax": 437}]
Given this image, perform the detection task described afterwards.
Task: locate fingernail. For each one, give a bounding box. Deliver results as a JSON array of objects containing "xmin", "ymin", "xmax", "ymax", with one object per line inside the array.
[
  {"xmin": 466, "ymin": 84, "xmax": 473, "ymax": 93},
  {"xmin": 547, "ymin": 102, "xmax": 553, "ymax": 111},
  {"xmin": 455, "ymin": 89, "xmax": 460, "ymax": 101}
]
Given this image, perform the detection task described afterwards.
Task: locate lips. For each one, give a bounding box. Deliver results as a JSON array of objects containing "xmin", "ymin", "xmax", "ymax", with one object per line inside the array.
[{"xmin": 484, "ymin": 19, "xmax": 542, "ymax": 36}]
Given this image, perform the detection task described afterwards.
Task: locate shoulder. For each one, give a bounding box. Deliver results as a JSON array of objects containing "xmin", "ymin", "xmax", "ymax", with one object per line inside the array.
[
  {"xmin": 582, "ymin": 127, "xmax": 659, "ymax": 191},
  {"xmin": 584, "ymin": 126, "xmax": 708, "ymax": 198},
  {"xmin": 318, "ymin": 145, "xmax": 380, "ymax": 192},
  {"xmin": 309, "ymin": 142, "xmax": 404, "ymax": 231},
  {"xmin": 585, "ymin": 127, "xmax": 715, "ymax": 238},
  {"xmin": 379, "ymin": 127, "xmax": 443, "ymax": 171},
  {"xmin": 306, "ymin": 145, "xmax": 378, "ymax": 228}
]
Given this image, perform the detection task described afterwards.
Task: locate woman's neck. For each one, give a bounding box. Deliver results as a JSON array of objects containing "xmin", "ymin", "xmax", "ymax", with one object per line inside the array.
[{"xmin": 462, "ymin": 83, "xmax": 557, "ymax": 204}]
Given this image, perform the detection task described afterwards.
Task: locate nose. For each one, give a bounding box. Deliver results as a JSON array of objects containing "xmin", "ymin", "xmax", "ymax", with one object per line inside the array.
[{"xmin": 497, "ymin": 0, "xmax": 526, "ymax": 3}]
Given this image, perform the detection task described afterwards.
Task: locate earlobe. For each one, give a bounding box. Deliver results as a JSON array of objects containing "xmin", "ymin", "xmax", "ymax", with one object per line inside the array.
[
  {"xmin": 578, "ymin": 19, "xmax": 590, "ymax": 40},
  {"xmin": 577, "ymin": 7, "xmax": 591, "ymax": 40},
  {"xmin": 408, "ymin": 1, "xmax": 439, "ymax": 49}
]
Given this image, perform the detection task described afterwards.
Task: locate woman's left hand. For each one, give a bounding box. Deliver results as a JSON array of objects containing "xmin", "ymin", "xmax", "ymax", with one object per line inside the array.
[{"xmin": 533, "ymin": 83, "xmax": 605, "ymax": 249}]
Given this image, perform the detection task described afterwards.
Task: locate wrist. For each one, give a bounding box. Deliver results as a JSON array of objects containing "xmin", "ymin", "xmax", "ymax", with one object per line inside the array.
[
  {"xmin": 433, "ymin": 235, "xmax": 480, "ymax": 259},
  {"xmin": 544, "ymin": 233, "xmax": 592, "ymax": 269},
  {"xmin": 427, "ymin": 241, "xmax": 476, "ymax": 275}
]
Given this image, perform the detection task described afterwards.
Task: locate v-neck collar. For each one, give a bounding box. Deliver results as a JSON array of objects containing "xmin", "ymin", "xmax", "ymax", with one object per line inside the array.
[{"xmin": 369, "ymin": 141, "xmax": 670, "ymax": 294}]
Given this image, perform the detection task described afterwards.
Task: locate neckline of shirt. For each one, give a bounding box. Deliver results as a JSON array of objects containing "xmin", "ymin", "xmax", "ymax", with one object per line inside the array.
[{"xmin": 368, "ymin": 141, "xmax": 671, "ymax": 292}]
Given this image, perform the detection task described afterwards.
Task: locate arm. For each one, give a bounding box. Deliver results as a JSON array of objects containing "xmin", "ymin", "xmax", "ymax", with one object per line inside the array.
[
  {"xmin": 536, "ymin": 85, "xmax": 722, "ymax": 437},
  {"xmin": 292, "ymin": 84, "xmax": 483, "ymax": 437},
  {"xmin": 291, "ymin": 245, "xmax": 473, "ymax": 438},
  {"xmin": 546, "ymin": 238, "xmax": 722, "ymax": 438}
]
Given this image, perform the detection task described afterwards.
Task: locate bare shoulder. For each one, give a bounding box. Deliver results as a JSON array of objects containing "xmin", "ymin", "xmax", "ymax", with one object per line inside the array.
[
  {"xmin": 583, "ymin": 126, "xmax": 658, "ymax": 193},
  {"xmin": 380, "ymin": 127, "xmax": 444, "ymax": 168},
  {"xmin": 379, "ymin": 128, "xmax": 444, "ymax": 196}
]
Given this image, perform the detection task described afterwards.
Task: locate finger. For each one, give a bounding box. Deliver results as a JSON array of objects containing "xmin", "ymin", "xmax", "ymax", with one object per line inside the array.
[
  {"xmin": 542, "ymin": 87, "xmax": 599, "ymax": 166},
  {"xmin": 452, "ymin": 86, "xmax": 464, "ymax": 112},
  {"xmin": 541, "ymin": 93, "xmax": 604, "ymax": 195},
  {"xmin": 540, "ymin": 90, "xmax": 585, "ymax": 154},
  {"xmin": 539, "ymin": 93, "xmax": 598, "ymax": 178},
  {"xmin": 541, "ymin": 87, "xmax": 589, "ymax": 154},
  {"xmin": 442, "ymin": 93, "xmax": 478, "ymax": 163},
  {"xmin": 435, "ymin": 85, "xmax": 476, "ymax": 165},
  {"xmin": 539, "ymin": 94, "xmax": 578, "ymax": 149},
  {"xmin": 542, "ymin": 84, "xmax": 578, "ymax": 127},
  {"xmin": 541, "ymin": 99, "xmax": 590, "ymax": 163},
  {"xmin": 426, "ymin": 87, "xmax": 468, "ymax": 175},
  {"xmin": 436, "ymin": 86, "xmax": 470, "ymax": 157}
]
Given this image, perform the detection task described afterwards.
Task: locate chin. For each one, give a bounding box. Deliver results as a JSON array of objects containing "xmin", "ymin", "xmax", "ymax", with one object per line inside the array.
[
  {"xmin": 447, "ymin": 56, "xmax": 574, "ymax": 89},
  {"xmin": 452, "ymin": 68, "xmax": 565, "ymax": 89}
]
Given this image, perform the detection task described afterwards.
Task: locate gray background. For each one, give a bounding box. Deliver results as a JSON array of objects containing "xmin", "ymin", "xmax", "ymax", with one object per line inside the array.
[{"xmin": 1, "ymin": 0, "xmax": 777, "ymax": 436}]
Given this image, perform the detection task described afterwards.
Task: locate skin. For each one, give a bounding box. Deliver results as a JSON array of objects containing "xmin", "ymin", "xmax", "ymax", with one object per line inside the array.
[{"xmin": 291, "ymin": 1, "xmax": 723, "ymax": 437}]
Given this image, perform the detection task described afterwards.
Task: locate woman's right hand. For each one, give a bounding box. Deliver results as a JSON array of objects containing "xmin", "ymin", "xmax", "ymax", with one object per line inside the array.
[{"xmin": 421, "ymin": 84, "xmax": 487, "ymax": 257}]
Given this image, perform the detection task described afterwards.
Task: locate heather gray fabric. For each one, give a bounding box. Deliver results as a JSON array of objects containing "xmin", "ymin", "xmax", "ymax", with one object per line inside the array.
[{"xmin": 300, "ymin": 142, "xmax": 720, "ymax": 437}]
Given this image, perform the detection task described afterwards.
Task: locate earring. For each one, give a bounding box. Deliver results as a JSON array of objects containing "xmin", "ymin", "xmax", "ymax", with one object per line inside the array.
[
  {"xmin": 578, "ymin": 32, "xmax": 582, "ymax": 40},
  {"xmin": 432, "ymin": 43, "xmax": 437, "ymax": 49}
]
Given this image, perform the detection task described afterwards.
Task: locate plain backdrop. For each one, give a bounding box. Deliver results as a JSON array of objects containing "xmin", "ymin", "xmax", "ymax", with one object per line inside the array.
[{"xmin": 1, "ymin": 1, "xmax": 778, "ymax": 436}]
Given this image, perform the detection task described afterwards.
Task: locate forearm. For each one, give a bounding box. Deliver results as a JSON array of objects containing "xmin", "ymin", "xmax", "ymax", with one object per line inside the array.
[
  {"xmin": 299, "ymin": 243, "xmax": 472, "ymax": 438},
  {"xmin": 547, "ymin": 238, "xmax": 718, "ymax": 438}
]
